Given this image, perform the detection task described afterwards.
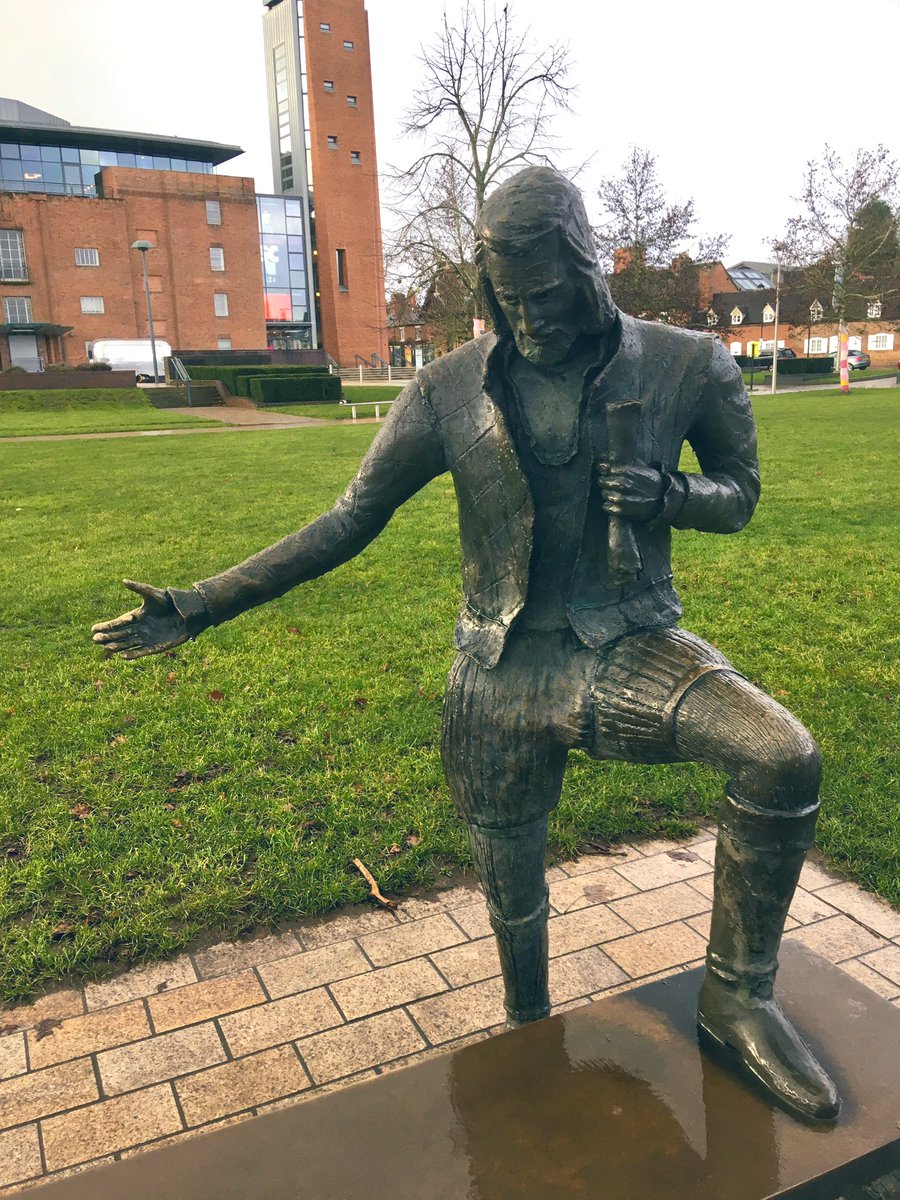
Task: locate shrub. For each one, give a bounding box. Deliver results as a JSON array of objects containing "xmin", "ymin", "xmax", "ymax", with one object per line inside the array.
[
  {"xmin": 0, "ymin": 365, "xmax": 28, "ymax": 375},
  {"xmin": 187, "ymin": 364, "xmax": 331, "ymax": 394},
  {"xmin": 250, "ymin": 374, "xmax": 342, "ymax": 404},
  {"xmin": 75, "ymin": 360, "xmax": 113, "ymax": 371},
  {"xmin": 778, "ymin": 357, "xmax": 835, "ymax": 375}
]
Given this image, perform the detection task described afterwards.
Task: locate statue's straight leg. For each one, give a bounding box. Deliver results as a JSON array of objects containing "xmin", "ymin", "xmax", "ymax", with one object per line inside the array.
[{"xmin": 440, "ymin": 636, "xmax": 571, "ymax": 1027}]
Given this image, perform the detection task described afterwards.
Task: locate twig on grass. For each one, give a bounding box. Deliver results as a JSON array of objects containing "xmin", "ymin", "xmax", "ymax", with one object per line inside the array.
[{"xmin": 352, "ymin": 858, "xmax": 398, "ymax": 909}]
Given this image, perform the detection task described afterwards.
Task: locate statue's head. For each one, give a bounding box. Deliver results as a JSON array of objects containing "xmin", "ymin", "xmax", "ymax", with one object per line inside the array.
[{"xmin": 477, "ymin": 167, "xmax": 616, "ymax": 365}]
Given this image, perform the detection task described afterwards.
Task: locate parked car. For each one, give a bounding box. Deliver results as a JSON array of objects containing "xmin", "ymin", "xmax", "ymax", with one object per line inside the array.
[
  {"xmin": 847, "ymin": 350, "xmax": 870, "ymax": 370},
  {"xmin": 753, "ymin": 348, "xmax": 798, "ymax": 370}
]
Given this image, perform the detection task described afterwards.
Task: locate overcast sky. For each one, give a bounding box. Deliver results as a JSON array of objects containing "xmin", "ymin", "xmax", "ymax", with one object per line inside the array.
[{"xmin": 2, "ymin": 0, "xmax": 897, "ymax": 261}]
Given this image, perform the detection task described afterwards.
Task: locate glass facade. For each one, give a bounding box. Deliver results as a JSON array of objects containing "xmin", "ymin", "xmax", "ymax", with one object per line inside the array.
[
  {"xmin": 0, "ymin": 142, "xmax": 214, "ymax": 197},
  {"xmin": 257, "ymin": 193, "xmax": 313, "ymax": 348}
]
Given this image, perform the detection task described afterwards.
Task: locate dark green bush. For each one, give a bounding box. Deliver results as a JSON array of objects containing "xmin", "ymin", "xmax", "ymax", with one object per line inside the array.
[
  {"xmin": 778, "ymin": 357, "xmax": 835, "ymax": 375},
  {"xmin": 187, "ymin": 364, "xmax": 330, "ymax": 394},
  {"xmin": 250, "ymin": 374, "xmax": 342, "ymax": 404},
  {"xmin": 75, "ymin": 361, "xmax": 113, "ymax": 371}
]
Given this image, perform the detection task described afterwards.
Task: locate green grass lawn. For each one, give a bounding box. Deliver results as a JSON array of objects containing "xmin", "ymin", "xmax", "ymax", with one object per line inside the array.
[
  {"xmin": 263, "ymin": 385, "xmax": 402, "ymax": 421},
  {"xmin": 0, "ymin": 389, "xmax": 219, "ymax": 437},
  {"xmin": 0, "ymin": 390, "xmax": 897, "ymax": 1000}
]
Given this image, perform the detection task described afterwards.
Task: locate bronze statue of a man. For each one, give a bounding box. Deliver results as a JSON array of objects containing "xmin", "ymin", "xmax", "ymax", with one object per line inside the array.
[{"xmin": 93, "ymin": 168, "xmax": 838, "ymax": 1120}]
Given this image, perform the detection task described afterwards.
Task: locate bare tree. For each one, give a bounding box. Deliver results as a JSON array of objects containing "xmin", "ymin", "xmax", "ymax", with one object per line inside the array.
[
  {"xmin": 387, "ymin": 1, "xmax": 573, "ymax": 347},
  {"xmin": 779, "ymin": 145, "xmax": 900, "ymax": 389},
  {"xmin": 593, "ymin": 147, "xmax": 729, "ymax": 323}
]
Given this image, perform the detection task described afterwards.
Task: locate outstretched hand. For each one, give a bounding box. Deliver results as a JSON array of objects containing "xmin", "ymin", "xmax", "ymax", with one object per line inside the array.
[
  {"xmin": 597, "ymin": 463, "xmax": 665, "ymax": 523},
  {"xmin": 91, "ymin": 580, "xmax": 192, "ymax": 660}
]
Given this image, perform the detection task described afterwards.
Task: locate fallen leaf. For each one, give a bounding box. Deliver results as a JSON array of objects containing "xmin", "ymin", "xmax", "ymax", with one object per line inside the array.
[
  {"xmin": 352, "ymin": 696, "xmax": 368, "ymax": 710},
  {"xmin": 110, "ymin": 734, "xmax": 128, "ymax": 746},
  {"xmin": 352, "ymin": 858, "xmax": 398, "ymax": 909},
  {"xmin": 165, "ymin": 672, "xmax": 177, "ymax": 684},
  {"xmin": 208, "ymin": 690, "xmax": 225, "ymax": 702},
  {"xmin": 92, "ymin": 679, "xmax": 105, "ymax": 690},
  {"xmin": 389, "ymin": 843, "xmax": 402, "ymax": 855},
  {"xmin": 4, "ymin": 707, "xmax": 15, "ymax": 716},
  {"xmin": 164, "ymin": 802, "xmax": 176, "ymax": 811},
  {"xmin": 69, "ymin": 803, "xmax": 92, "ymax": 820},
  {"xmin": 51, "ymin": 922, "xmax": 75, "ymax": 941},
  {"xmin": 667, "ymin": 849, "xmax": 698, "ymax": 863},
  {"xmin": 171, "ymin": 818, "xmax": 183, "ymax": 828},
  {"xmin": 406, "ymin": 834, "xmax": 422, "ymax": 847},
  {"xmin": 34, "ymin": 1017, "xmax": 63, "ymax": 1040},
  {"xmin": 287, "ymin": 626, "xmax": 300, "ymax": 635}
]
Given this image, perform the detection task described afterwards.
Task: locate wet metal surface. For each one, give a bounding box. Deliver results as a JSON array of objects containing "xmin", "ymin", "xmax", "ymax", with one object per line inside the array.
[{"xmin": 26, "ymin": 944, "xmax": 900, "ymax": 1200}]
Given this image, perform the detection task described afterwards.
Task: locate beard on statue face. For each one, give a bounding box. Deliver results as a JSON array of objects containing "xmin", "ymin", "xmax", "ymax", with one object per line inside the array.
[{"xmin": 485, "ymin": 232, "xmax": 586, "ymax": 368}]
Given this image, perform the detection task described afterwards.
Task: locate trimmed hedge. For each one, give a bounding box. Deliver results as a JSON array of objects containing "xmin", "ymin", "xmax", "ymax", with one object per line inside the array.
[
  {"xmin": 736, "ymin": 355, "xmax": 835, "ymax": 375},
  {"xmin": 250, "ymin": 374, "xmax": 343, "ymax": 404},
  {"xmin": 186, "ymin": 364, "xmax": 331, "ymax": 395}
]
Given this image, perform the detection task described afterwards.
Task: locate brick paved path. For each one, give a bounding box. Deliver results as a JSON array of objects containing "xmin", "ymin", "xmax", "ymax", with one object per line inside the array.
[{"xmin": 1, "ymin": 831, "xmax": 898, "ymax": 1193}]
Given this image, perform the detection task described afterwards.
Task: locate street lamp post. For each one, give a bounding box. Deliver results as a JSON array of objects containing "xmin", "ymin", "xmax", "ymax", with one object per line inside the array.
[{"xmin": 130, "ymin": 239, "xmax": 159, "ymax": 383}]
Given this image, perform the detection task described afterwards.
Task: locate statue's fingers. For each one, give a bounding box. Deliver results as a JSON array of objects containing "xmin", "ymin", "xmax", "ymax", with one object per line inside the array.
[
  {"xmin": 102, "ymin": 637, "xmax": 144, "ymax": 653},
  {"xmin": 121, "ymin": 644, "xmax": 159, "ymax": 660},
  {"xmin": 91, "ymin": 612, "xmax": 137, "ymax": 635},
  {"xmin": 123, "ymin": 580, "xmax": 168, "ymax": 606}
]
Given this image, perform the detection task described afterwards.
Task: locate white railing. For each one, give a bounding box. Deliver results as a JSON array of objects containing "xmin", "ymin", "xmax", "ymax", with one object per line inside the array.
[
  {"xmin": 335, "ymin": 365, "xmax": 417, "ymax": 383},
  {"xmin": 339, "ymin": 399, "xmax": 396, "ymax": 419}
]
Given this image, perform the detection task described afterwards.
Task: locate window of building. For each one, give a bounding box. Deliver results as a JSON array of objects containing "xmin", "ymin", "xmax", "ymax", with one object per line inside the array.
[
  {"xmin": 320, "ymin": 21, "xmax": 331, "ymax": 31},
  {"xmin": 3, "ymin": 296, "xmax": 32, "ymax": 322},
  {"xmin": 327, "ymin": 136, "xmax": 338, "ymax": 149},
  {"xmin": 80, "ymin": 296, "xmax": 105, "ymax": 314},
  {"xmin": 350, "ymin": 151, "xmax": 361, "ymax": 165},
  {"xmin": 867, "ymin": 300, "xmax": 882, "ymax": 319},
  {"xmin": 706, "ymin": 308, "xmax": 717, "ymax": 326},
  {"xmin": 75, "ymin": 247, "xmax": 100, "ymax": 267},
  {"xmin": 849, "ymin": 336, "xmax": 863, "ymax": 352},
  {"xmin": 206, "ymin": 199, "xmax": 222, "ymax": 226},
  {"xmin": 217, "ymin": 336, "xmax": 232, "ymax": 350},
  {"xmin": 809, "ymin": 299, "xmax": 823, "ymax": 322},
  {"xmin": 0, "ymin": 229, "xmax": 27, "ymax": 280},
  {"xmin": 807, "ymin": 337, "xmax": 828, "ymax": 354},
  {"xmin": 343, "ymin": 39, "xmax": 354, "ymax": 49},
  {"xmin": 869, "ymin": 332, "xmax": 894, "ymax": 351},
  {"xmin": 209, "ymin": 247, "xmax": 226, "ymax": 271},
  {"xmin": 214, "ymin": 292, "xmax": 229, "ymax": 317},
  {"xmin": 729, "ymin": 342, "xmax": 742, "ymax": 355},
  {"xmin": 730, "ymin": 307, "xmax": 744, "ymax": 325},
  {"xmin": 347, "ymin": 95, "xmax": 358, "ymax": 107},
  {"xmin": 336, "ymin": 248, "xmax": 348, "ymax": 291},
  {"xmin": 762, "ymin": 304, "xmax": 775, "ymax": 323},
  {"xmin": 828, "ymin": 335, "xmax": 839, "ymax": 354},
  {"xmin": 324, "ymin": 80, "xmax": 334, "ymax": 91}
]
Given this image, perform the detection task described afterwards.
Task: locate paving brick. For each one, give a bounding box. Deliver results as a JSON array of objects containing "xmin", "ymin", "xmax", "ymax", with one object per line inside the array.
[
  {"xmin": 258, "ymin": 940, "xmax": 369, "ymax": 1000},
  {"xmin": 192, "ymin": 932, "xmax": 302, "ymax": 980},
  {"xmin": 394, "ymin": 883, "xmax": 484, "ymax": 923},
  {"xmin": 786, "ymin": 916, "xmax": 886, "ymax": 963},
  {"xmin": 687, "ymin": 875, "xmax": 715, "ymax": 901},
  {"xmin": 559, "ymin": 845, "xmax": 644, "ymax": 876},
  {"xmin": 787, "ymin": 887, "xmax": 839, "ymax": 925},
  {"xmin": 0, "ymin": 989, "xmax": 83, "ymax": 1036},
  {"xmin": 431, "ymin": 937, "xmax": 501, "ymax": 988},
  {"xmin": 298, "ymin": 1010, "xmax": 424, "ymax": 1084},
  {"xmin": 686, "ymin": 912, "xmax": 712, "ymax": 940},
  {"xmin": 84, "ymin": 956, "xmax": 197, "ymax": 1012},
  {"xmin": 296, "ymin": 906, "xmax": 400, "ymax": 951},
  {"xmin": 375, "ymin": 1031, "xmax": 492, "ymax": 1078},
  {"xmin": 602, "ymin": 922, "xmax": 710, "ymax": 979},
  {"xmin": 798, "ymin": 858, "xmax": 843, "ymax": 892},
  {"xmin": 283, "ymin": 1070, "xmax": 377, "ymax": 1105},
  {"xmin": 860, "ymin": 945, "xmax": 900, "ymax": 987},
  {"xmin": 838, "ymin": 958, "xmax": 900, "ymax": 1001},
  {"xmin": 548, "ymin": 906, "xmax": 633, "ymax": 957},
  {"xmin": 0, "ymin": 1034, "xmax": 26, "ymax": 1082},
  {"xmin": 41, "ymin": 1084, "xmax": 183, "ymax": 1171},
  {"xmin": 148, "ymin": 970, "xmax": 266, "ymax": 1033},
  {"xmin": 117, "ymin": 1116, "xmax": 246, "ymax": 1158},
  {"xmin": 598, "ymin": 965, "xmax": 687, "ymax": 998},
  {"xmin": 177, "ymin": 1045, "xmax": 310, "ymax": 1126},
  {"xmin": 408, "ymin": 977, "xmax": 506, "ymax": 1045},
  {"xmin": 219, "ymin": 987, "xmax": 342, "ymax": 1059},
  {"xmin": 0, "ymin": 1156, "xmax": 118, "ymax": 1195},
  {"xmin": 549, "ymin": 868, "xmax": 637, "ymax": 915},
  {"xmin": 98, "ymin": 1022, "xmax": 226, "ymax": 1096},
  {"xmin": 0, "ymin": 1125, "xmax": 42, "ymax": 1189},
  {"xmin": 689, "ymin": 839, "xmax": 717, "ymax": 865},
  {"xmin": 0, "ymin": 1058, "xmax": 98, "ymax": 1129},
  {"xmin": 331, "ymin": 958, "xmax": 447, "ymax": 1020},
  {"xmin": 616, "ymin": 849, "xmax": 712, "ymax": 891},
  {"xmin": 609, "ymin": 881, "xmax": 710, "ymax": 932},
  {"xmin": 358, "ymin": 913, "xmax": 467, "ymax": 967},
  {"xmin": 450, "ymin": 903, "xmax": 493, "ymax": 939},
  {"xmin": 814, "ymin": 883, "xmax": 900, "ymax": 939},
  {"xmin": 27, "ymin": 1001, "xmax": 149, "ymax": 1071},
  {"xmin": 550, "ymin": 948, "xmax": 627, "ymax": 1004}
]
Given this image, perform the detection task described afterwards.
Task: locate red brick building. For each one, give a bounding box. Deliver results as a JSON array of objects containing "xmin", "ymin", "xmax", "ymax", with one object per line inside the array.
[{"xmin": 262, "ymin": 0, "xmax": 388, "ymax": 365}]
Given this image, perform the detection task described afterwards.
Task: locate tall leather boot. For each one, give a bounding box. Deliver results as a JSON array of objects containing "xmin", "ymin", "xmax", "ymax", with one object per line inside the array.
[
  {"xmin": 468, "ymin": 818, "xmax": 551, "ymax": 1028},
  {"xmin": 697, "ymin": 792, "xmax": 840, "ymax": 1120}
]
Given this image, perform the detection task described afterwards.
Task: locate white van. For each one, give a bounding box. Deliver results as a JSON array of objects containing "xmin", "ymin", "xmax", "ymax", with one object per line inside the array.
[{"xmin": 88, "ymin": 338, "xmax": 173, "ymax": 383}]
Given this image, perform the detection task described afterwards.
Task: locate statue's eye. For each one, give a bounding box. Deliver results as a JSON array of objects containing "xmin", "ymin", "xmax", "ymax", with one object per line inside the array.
[
  {"xmin": 530, "ymin": 289, "xmax": 551, "ymax": 302},
  {"xmin": 498, "ymin": 292, "xmax": 518, "ymax": 305}
]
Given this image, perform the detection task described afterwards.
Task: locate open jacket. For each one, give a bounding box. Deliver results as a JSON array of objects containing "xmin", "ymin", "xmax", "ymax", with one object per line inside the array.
[{"xmin": 190, "ymin": 313, "xmax": 760, "ymax": 669}]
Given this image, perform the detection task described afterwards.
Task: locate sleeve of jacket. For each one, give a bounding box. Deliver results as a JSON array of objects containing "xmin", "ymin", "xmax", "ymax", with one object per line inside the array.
[
  {"xmin": 191, "ymin": 378, "xmax": 447, "ymax": 625},
  {"xmin": 670, "ymin": 336, "xmax": 761, "ymax": 534}
]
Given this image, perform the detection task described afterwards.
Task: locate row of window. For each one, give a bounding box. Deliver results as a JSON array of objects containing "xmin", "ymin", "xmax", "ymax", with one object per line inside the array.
[
  {"xmin": 710, "ymin": 299, "xmax": 884, "ymax": 326},
  {"xmin": 2, "ymin": 293, "xmax": 233, "ymax": 322},
  {"xmin": 322, "ymin": 82, "xmax": 358, "ymax": 106},
  {"xmin": 1, "ymin": 226, "xmax": 228, "ymax": 281},
  {"xmin": 317, "ymin": 21, "xmax": 355, "ymax": 50},
  {"xmin": 325, "ymin": 137, "xmax": 362, "ymax": 164},
  {"xmin": 728, "ymin": 333, "xmax": 895, "ymax": 355},
  {"xmin": 0, "ymin": 142, "xmax": 214, "ymax": 198}
]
